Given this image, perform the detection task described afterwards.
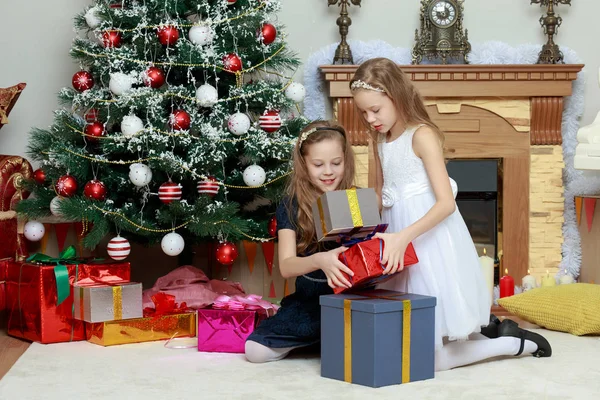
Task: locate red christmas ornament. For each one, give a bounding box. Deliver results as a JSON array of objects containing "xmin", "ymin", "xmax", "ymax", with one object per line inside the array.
[
  {"xmin": 157, "ymin": 25, "xmax": 179, "ymax": 46},
  {"xmin": 56, "ymin": 175, "xmax": 78, "ymax": 197},
  {"xmin": 85, "ymin": 121, "xmax": 105, "ymax": 141},
  {"xmin": 84, "ymin": 108, "xmax": 99, "ymax": 122},
  {"xmin": 144, "ymin": 66, "xmax": 166, "ymax": 88},
  {"xmin": 227, "ymin": 0, "xmax": 237, "ymax": 4},
  {"xmin": 169, "ymin": 109, "xmax": 191, "ymax": 131},
  {"xmin": 259, "ymin": 110, "xmax": 282, "ymax": 133},
  {"xmin": 197, "ymin": 176, "xmax": 219, "ymax": 197},
  {"xmin": 222, "ymin": 53, "xmax": 242, "ymax": 73},
  {"xmin": 158, "ymin": 181, "xmax": 182, "ymax": 204},
  {"xmin": 33, "ymin": 169, "xmax": 46, "ymax": 185},
  {"xmin": 259, "ymin": 23, "xmax": 277, "ymax": 45},
  {"xmin": 216, "ymin": 241, "xmax": 238, "ymax": 266},
  {"xmin": 102, "ymin": 30, "xmax": 122, "ymax": 48},
  {"xmin": 268, "ymin": 216, "xmax": 277, "ymax": 237},
  {"xmin": 72, "ymin": 71, "xmax": 94, "ymax": 92},
  {"xmin": 83, "ymin": 179, "xmax": 107, "ymax": 201}
]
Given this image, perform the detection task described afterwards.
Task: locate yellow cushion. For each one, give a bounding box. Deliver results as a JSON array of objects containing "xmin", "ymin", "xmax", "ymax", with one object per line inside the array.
[{"xmin": 497, "ymin": 283, "xmax": 600, "ymax": 336}]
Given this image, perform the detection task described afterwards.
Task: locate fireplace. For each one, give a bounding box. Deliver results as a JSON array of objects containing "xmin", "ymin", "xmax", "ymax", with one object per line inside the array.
[
  {"xmin": 320, "ymin": 63, "xmax": 583, "ymax": 284},
  {"xmin": 447, "ymin": 159, "xmax": 499, "ymax": 253}
]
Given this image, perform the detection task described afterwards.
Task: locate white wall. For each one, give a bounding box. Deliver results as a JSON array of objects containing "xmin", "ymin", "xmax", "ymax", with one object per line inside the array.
[{"xmin": 1, "ymin": 0, "xmax": 598, "ymax": 162}]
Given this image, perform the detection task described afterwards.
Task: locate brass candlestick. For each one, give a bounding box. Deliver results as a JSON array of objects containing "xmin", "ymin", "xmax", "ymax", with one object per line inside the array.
[
  {"xmin": 328, "ymin": 0, "xmax": 361, "ymax": 65},
  {"xmin": 531, "ymin": 0, "xmax": 572, "ymax": 64}
]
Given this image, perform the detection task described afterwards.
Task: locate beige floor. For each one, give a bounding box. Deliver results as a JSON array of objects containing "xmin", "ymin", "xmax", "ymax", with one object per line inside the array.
[{"xmin": 0, "ymin": 314, "xmax": 30, "ymax": 380}]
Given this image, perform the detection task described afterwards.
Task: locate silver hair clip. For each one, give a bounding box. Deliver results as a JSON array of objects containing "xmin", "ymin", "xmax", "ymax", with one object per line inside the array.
[{"xmin": 350, "ymin": 80, "xmax": 385, "ymax": 93}]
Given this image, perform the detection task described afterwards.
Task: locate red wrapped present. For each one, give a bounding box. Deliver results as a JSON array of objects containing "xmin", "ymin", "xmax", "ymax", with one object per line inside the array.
[
  {"xmin": 5, "ymin": 246, "xmax": 130, "ymax": 344},
  {"xmin": 197, "ymin": 294, "xmax": 279, "ymax": 353},
  {"xmin": 334, "ymin": 238, "xmax": 419, "ymax": 294}
]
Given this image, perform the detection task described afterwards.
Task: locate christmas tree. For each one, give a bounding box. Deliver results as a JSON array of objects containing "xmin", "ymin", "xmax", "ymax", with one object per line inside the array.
[{"xmin": 17, "ymin": 0, "xmax": 307, "ymax": 263}]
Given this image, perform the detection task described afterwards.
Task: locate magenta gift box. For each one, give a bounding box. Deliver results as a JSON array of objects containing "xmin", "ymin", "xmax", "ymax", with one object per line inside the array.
[{"xmin": 197, "ymin": 308, "xmax": 265, "ymax": 353}]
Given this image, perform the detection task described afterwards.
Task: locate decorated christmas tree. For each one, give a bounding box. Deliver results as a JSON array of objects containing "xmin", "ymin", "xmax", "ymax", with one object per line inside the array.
[{"xmin": 17, "ymin": 0, "xmax": 307, "ymax": 264}]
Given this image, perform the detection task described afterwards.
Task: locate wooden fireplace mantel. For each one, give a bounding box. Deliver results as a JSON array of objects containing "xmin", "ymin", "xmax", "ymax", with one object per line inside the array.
[{"xmin": 320, "ymin": 64, "xmax": 584, "ymax": 284}]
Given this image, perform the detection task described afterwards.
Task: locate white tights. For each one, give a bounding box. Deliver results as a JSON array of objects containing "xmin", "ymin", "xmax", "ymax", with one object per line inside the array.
[
  {"xmin": 245, "ymin": 340, "xmax": 298, "ymax": 363},
  {"xmin": 245, "ymin": 334, "xmax": 539, "ymax": 369},
  {"xmin": 434, "ymin": 333, "xmax": 538, "ymax": 371}
]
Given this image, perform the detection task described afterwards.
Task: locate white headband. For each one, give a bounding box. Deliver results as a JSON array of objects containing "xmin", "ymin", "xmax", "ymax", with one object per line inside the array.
[{"xmin": 350, "ymin": 80, "xmax": 385, "ymax": 93}]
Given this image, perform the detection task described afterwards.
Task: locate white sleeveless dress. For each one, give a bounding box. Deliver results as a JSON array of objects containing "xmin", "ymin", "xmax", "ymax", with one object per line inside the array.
[{"xmin": 376, "ymin": 125, "xmax": 491, "ymax": 350}]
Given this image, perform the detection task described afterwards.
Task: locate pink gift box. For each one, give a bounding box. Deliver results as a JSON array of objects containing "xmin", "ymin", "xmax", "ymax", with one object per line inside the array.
[
  {"xmin": 196, "ymin": 294, "xmax": 278, "ymax": 353},
  {"xmin": 197, "ymin": 308, "xmax": 265, "ymax": 353}
]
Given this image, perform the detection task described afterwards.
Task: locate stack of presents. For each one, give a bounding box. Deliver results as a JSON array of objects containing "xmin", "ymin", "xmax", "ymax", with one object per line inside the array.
[{"xmin": 1, "ymin": 170, "xmax": 436, "ymax": 388}]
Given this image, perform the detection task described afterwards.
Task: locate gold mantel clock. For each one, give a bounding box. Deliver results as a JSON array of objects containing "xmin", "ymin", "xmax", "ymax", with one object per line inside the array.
[{"xmin": 412, "ymin": 0, "xmax": 471, "ymax": 64}]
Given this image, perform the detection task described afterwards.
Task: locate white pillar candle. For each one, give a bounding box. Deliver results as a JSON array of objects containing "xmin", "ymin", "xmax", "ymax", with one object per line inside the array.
[
  {"xmin": 479, "ymin": 248, "xmax": 494, "ymax": 303},
  {"xmin": 522, "ymin": 269, "xmax": 537, "ymax": 291}
]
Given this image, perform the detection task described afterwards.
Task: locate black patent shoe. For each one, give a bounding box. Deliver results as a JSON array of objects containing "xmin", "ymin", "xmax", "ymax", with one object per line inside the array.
[
  {"xmin": 497, "ymin": 319, "xmax": 552, "ymax": 358},
  {"xmin": 480, "ymin": 314, "xmax": 502, "ymax": 339}
]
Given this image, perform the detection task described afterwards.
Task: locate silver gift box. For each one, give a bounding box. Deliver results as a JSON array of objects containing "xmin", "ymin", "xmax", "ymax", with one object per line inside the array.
[
  {"xmin": 73, "ymin": 282, "xmax": 143, "ymax": 323},
  {"xmin": 312, "ymin": 188, "xmax": 382, "ymax": 242}
]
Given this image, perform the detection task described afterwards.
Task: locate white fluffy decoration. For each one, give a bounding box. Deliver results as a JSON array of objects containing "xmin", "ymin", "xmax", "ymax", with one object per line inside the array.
[
  {"xmin": 188, "ymin": 24, "xmax": 214, "ymax": 46},
  {"xmin": 121, "ymin": 115, "xmax": 144, "ymax": 137},
  {"xmin": 196, "ymin": 84, "xmax": 218, "ymax": 107},
  {"xmin": 109, "ymin": 72, "xmax": 135, "ymax": 96},
  {"xmin": 84, "ymin": 6, "xmax": 101, "ymax": 29},
  {"xmin": 303, "ymin": 40, "xmax": 594, "ymax": 279}
]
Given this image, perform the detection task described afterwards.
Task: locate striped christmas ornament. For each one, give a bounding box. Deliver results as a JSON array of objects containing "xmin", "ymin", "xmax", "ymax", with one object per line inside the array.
[
  {"xmin": 158, "ymin": 181, "xmax": 182, "ymax": 204},
  {"xmin": 197, "ymin": 176, "xmax": 219, "ymax": 197},
  {"xmin": 107, "ymin": 236, "xmax": 131, "ymax": 261},
  {"xmin": 259, "ymin": 110, "xmax": 281, "ymax": 133}
]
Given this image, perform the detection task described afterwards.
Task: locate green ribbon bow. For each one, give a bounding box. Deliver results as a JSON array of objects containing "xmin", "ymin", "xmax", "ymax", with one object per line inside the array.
[{"xmin": 26, "ymin": 245, "xmax": 80, "ymax": 306}]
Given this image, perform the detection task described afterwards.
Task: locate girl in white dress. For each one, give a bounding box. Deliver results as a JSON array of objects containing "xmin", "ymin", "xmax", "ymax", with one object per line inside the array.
[{"xmin": 350, "ymin": 57, "xmax": 551, "ymax": 371}]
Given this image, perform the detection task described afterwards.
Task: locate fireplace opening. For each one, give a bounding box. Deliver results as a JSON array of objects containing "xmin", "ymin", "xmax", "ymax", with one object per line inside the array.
[{"xmin": 446, "ymin": 159, "xmax": 501, "ymax": 283}]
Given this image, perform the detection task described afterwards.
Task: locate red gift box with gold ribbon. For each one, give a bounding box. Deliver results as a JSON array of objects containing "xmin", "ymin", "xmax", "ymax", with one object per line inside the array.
[
  {"xmin": 334, "ymin": 238, "xmax": 419, "ymax": 294},
  {"xmin": 5, "ymin": 246, "xmax": 130, "ymax": 343}
]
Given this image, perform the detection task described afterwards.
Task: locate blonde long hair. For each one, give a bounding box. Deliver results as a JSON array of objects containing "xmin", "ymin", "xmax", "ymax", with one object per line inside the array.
[
  {"xmin": 285, "ymin": 120, "xmax": 356, "ymax": 254},
  {"xmin": 349, "ymin": 57, "xmax": 445, "ymax": 147}
]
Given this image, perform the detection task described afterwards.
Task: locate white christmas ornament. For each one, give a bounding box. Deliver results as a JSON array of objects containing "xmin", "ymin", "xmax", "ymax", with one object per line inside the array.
[
  {"xmin": 121, "ymin": 115, "xmax": 144, "ymax": 137},
  {"xmin": 243, "ymin": 164, "xmax": 266, "ymax": 187},
  {"xmin": 84, "ymin": 6, "xmax": 101, "ymax": 29},
  {"xmin": 227, "ymin": 112, "xmax": 251, "ymax": 135},
  {"xmin": 161, "ymin": 232, "xmax": 185, "ymax": 256},
  {"xmin": 50, "ymin": 196, "xmax": 63, "ymax": 217},
  {"xmin": 188, "ymin": 24, "xmax": 214, "ymax": 46},
  {"xmin": 129, "ymin": 163, "xmax": 152, "ymax": 187},
  {"xmin": 24, "ymin": 221, "xmax": 45, "ymax": 242},
  {"xmin": 285, "ymin": 82, "xmax": 306, "ymax": 103},
  {"xmin": 107, "ymin": 236, "xmax": 131, "ymax": 261},
  {"xmin": 109, "ymin": 73, "xmax": 134, "ymax": 96},
  {"xmin": 196, "ymin": 84, "xmax": 218, "ymax": 107}
]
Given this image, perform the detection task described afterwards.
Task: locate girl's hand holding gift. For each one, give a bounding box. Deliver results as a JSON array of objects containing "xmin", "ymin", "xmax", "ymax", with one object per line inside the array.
[
  {"xmin": 314, "ymin": 246, "xmax": 353, "ymax": 289},
  {"xmin": 374, "ymin": 230, "xmax": 412, "ymax": 275}
]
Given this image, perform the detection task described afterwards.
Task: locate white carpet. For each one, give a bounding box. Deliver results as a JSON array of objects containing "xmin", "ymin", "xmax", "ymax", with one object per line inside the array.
[{"xmin": 1, "ymin": 329, "xmax": 600, "ymax": 400}]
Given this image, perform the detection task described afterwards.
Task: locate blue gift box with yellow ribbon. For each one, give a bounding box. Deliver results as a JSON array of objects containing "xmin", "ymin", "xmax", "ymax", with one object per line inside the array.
[{"xmin": 320, "ymin": 289, "xmax": 436, "ymax": 388}]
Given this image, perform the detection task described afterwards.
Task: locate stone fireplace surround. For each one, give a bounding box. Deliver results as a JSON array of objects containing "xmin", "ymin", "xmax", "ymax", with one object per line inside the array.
[{"xmin": 320, "ymin": 64, "xmax": 584, "ymax": 284}]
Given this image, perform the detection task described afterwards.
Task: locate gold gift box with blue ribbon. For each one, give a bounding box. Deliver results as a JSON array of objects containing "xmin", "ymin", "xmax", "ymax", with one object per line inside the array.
[
  {"xmin": 312, "ymin": 188, "xmax": 382, "ymax": 242},
  {"xmin": 320, "ymin": 290, "xmax": 437, "ymax": 388}
]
